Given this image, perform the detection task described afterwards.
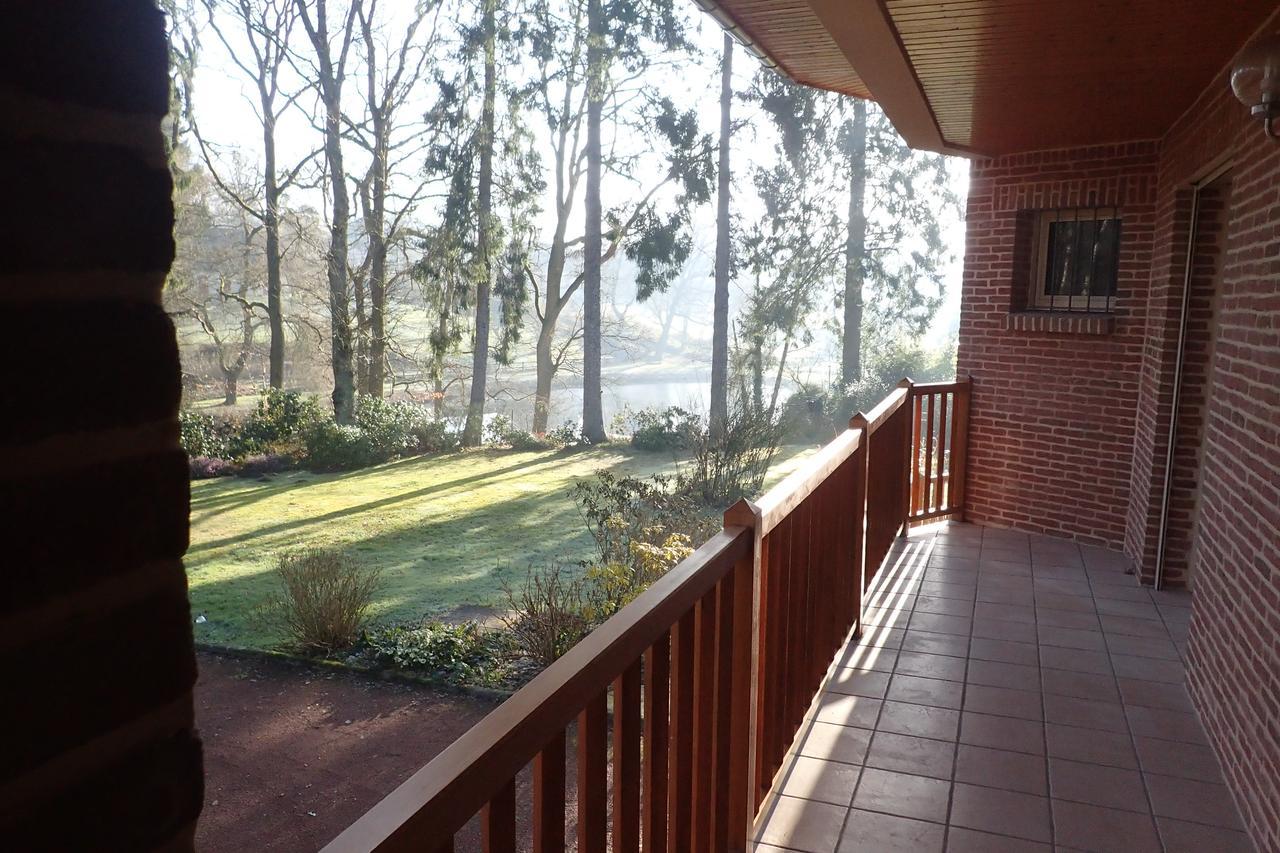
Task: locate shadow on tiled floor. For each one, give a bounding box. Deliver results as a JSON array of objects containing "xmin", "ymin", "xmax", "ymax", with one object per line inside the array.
[{"xmin": 752, "ymin": 522, "xmax": 1254, "ymax": 853}]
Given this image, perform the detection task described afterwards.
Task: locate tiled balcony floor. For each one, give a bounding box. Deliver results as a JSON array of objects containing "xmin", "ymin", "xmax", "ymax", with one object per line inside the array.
[{"xmin": 753, "ymin": 522, "xmax": 1255, "ymax": 853}]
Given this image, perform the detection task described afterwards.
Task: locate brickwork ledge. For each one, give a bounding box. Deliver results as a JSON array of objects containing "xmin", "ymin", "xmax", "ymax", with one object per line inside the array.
[{"xmin": 1006, "ymin": 311, "xmax": 1117, "ymax": 335}]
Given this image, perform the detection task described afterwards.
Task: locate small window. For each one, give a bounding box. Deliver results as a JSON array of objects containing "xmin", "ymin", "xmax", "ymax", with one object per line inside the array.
[{"xmin": 1031, "ymin": 208, "xmax": 1121, "ymax": 312}]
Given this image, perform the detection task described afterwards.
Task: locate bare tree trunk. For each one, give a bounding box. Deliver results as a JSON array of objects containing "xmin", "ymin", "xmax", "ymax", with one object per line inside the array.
[
  {"xmin": 263, "ymin": 116, "xmax": 285, "ymax": 389},
  {"xmin": 533, "ymin": 315, "xmax": 558, "ymax": 434},
  {"xmin": 354, "ymin": 273, "xmax": 368, "ymax": 394},
  {"xmin": 581, "ymin": 0, "xmax": 606, "ymax": 443},
  {"xmin": 751, "ymin": 334, "xmax": 763, "ymax": 414},
  {"xmin": 463, "ymin": 0, "xmax": 497, "ymax": 446},
  {"xmin": 768, "ymin": 334, "xmax": 792, "ymax": 419},
  {"xmin": 710, "ymin": 32, "xmax": 733, "ymax": 437},
  {"xmin": 841, "ymin": 99, "xmax": 867, "ymax": 386},
  {"xmin": 433, "ymin": 306, "xmax": 449, "ymax": 419},
  {"xmin": 365, "ymin": 130, "xmax": 387, "ymax": 398}
]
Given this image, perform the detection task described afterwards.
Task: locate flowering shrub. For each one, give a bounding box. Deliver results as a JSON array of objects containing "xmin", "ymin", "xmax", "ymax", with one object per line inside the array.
[
  {"xmin": 189, "ymin": 456, "xmax": 236, "ymax": 479},
  {"xmin": 362, "ymin": 621, "xmax": 505, "ymax": 684},
  {"xmin": 235, "ymin": 453, "xmax": 295, "ymax": 478}
]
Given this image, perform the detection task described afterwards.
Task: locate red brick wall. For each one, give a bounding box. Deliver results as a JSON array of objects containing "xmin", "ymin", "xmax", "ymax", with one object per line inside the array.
[
  {"xmin": 955, "ymin": 27, "xmax": 1280, "ymax": 851},
  {"xmin": 956, "ymin": 143, "xmax": 1159, "ymax": 549},
  {"xmin": 1153, "ymin": 59, "xmax": 1280, "ymax": 853},
  {"xmin": 0, "ymin": 4, "xmax": 203, "ymax": 848}
]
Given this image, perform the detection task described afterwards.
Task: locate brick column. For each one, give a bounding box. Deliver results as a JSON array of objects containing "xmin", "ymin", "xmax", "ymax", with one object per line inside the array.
[{"xmin": 0, "ymin": 3, "xmax": 203, "ymax": 848}]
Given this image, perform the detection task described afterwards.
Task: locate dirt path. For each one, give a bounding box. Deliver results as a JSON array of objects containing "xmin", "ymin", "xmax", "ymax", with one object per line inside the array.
[{"xmin": 194, "ymin": 651, "xmax": 503, "ymax": 852}]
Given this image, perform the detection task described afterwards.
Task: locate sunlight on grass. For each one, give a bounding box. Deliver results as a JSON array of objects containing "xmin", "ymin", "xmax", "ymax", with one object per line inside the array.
[{"xmin": 187, "ymin": 443, "xmax": 816, "ymax": 649}]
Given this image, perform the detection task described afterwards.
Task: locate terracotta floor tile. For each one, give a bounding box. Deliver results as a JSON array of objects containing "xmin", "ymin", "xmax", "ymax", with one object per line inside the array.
[
  {"xmin": 1040, "ymin": 668, "xmax": 1120, "ymax": 702},
  {"xmin": 1036, "ymin": 609, "xmax": 1101, "ymax": 631},
  {"xmin": 1090, "ymin": 583, "xmax": 1155, "ymax": 603},
  {"xmin": 908, "ymin": 612, "xmax": 974, "ymax": 637},
  {"xmin": 966, "ymin": 659, "xmax": 1042, "ymax": 691},
  {"xmin": 1094, "ymin": 598, "xmax": 1161, "ymax": 620},
  {"xmin": 901, "ymin": 630, "xmax": 970, "ymax": 658},
  {"xmin": 945, "ymin": 827, "xmax": 1050, "ymax": 852},
  {"xmin": 837, "ymin": 642, "xmax": 899, "ymax": 674},
  {"xmin": 1045, "ymin": 723, "xmax": 1138, "ymax": 769},
  {"xmin": 1033, "ymin": 592, "xmax": 1097, "ymax": 613},
  {"xmin": 969, "ymin": 637, "xmax": 1040, "ymax": 667},
  {"xmin": 1099, "ymin": 615, "xmax": 1168, "ymax": 639},
  {"xmin": 1132, "ymin": 736, "xmax": 1223, "ymax": 782},
  {"xmin": 1143, "ymin": 773, "xmax": 1244, "ymax": 829},
  {"xmin": 954, "ymin": 744, "xmax": 1047, "ymax": 795},
  {"xmin": 877, "ymin": 700, "xmax": 960, "ymax": 741},
  {"xmin": 1037, "ymin": 626, "xmax": 1108, "ymax": 652},
  {"xmin": 1038, "ymin": 646, "xmax": 1112, "ymax": 675},
  {"xmin": 795, "ymin": 721, "xmax": 873, "ymax": 765},
  {"xmin": 918, "ymin": 581, "xmax": 978, "ymax": 601},
  {"xmin": 976, "ymin": 587, "xmax": 1036, "ymax": 607},
  {"xmin": 814, "ymin": 693, "xmax": 882, "ymax": 731},
  {"xmin": 836, "ymin": 808, "xmax": 945, "ymax": 853},
  {"xmin": 852, "ymin": 767, "xmax": 951, "ymax": 823},
  {"xmin": 1109, "ymin": 654, "xmax": 1184, "ymax": 684},
  {"xmin": 1124, "ymin": 705, "xmax": 1207, "ymax": 744},
  {"xmin": 983, "ymin": 559, "xmax": 1034, "ymax": 577},
  {"xmin": 755, "ymin": 794, "xmax": 848, "ymax": 853},
  {"xmin": 915, "ymin": 595, "xmax": 975, "ymax": 617},
  {"xmin": 949, "ymin": 782, "xmax": 1051, "ymax": 842},
  {"xmin": 777, "ymin": 755, "xmax": 861, "ymax": 805},
  {"xmin": 1155, "ymin": 817, "xmax": 1257, "ymax": 852},
  {"xmin": 828, "ymin": 668, "xmax": 891, "ymax": 699},
  {"xmin": 959, "ymin": 711, "xmax": 1045, "ymax": 755},
  {"xmin": 1105, "ymin": 634, "xmax": 1180, "ymax": 661},
  {"xmin": 1042, "ymin": 693, "xmax": 1128, "ymax": 733},
  {"xmin": 866, "ymin": 731, "xmax": 955, "ymax": 779},
  {"xmin": 863, "ymin": 606, "xmax": 913, "ymax": 631},
  {"xmin": 1051, "ymin": 800, "xmax": 1162, "ymax": 853},
  {"xmin": 972, "ymin": 618, "xmax": 1037, "ymax": 644},
  {"xmin": 887, "ymin": 674, "xmax": 965, "ymax": 710},
  {"xmin": 896, "ymin": 650, "xmax": 967, "ymax": 681},
  {"xmin": 964, "ymin": 684, "xmax": 1044, "ymax": 720},
  {"xmin": 974, "ymin": 601, "xmax": 1037, "ymax": 624},
  {"xmin": 1033, "ymin": 579, "xmax": 1093, "ymax": 597},
  {"xmin": 1048, "ymin": 757, "xmax": 1149, "ymax": 812},
  {"xmin": 857, "ymin": 624, "xmax": 906, "ymax": 650}
]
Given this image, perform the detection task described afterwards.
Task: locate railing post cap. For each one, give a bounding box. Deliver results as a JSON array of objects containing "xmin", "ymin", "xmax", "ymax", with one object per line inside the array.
[
  {"xmin": 723, "ymin": 498, "xmax": 761, "ymax": 529},
  {"xmin": 897, "ymin": 377, "xmax": 914, "ymax": 388},
  {"xmin": 849, "ymin": 411, "xmax": 868, "ymax": 430}
]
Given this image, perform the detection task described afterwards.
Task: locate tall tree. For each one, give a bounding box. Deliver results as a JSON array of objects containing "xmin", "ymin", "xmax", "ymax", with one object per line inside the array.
[
  {"xmin": 838, "ymin": 100, "xmax": 954, "ymax": 385},
  {"xmin": 710, "ymin": 31, "xmax": 732, "ymax": 436},
  {"xmin": 349, "ymin": 0, "xmax": 437, "ymax": 397},
  {"xmin": 581, "ymin": 0, "xmax": 605, "ymax": 442},
  {"xmin": 294, "ymin": 0, "xmax": 361, "ymax": 423},
  {"xmin": 196, "ymin": 0, "xmax": 310, "ymax": 391},
  {"xmin": 520, "ymin": 0, "xmax": 709, "ymax": 434},
  {"xmin": 462, "ymin": 0, "xmax": 498, "ymax": 446}
]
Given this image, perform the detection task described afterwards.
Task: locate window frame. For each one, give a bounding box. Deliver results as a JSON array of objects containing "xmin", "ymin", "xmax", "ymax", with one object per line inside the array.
[{"xmin": 1030, "ymin": 207, "xmax": 1122, "ymax": 312}]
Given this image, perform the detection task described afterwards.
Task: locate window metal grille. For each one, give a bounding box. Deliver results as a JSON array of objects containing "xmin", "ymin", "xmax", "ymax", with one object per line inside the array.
[{"xmin": 1032, "ymin": 207, "xmax": 1121, "ymax": 313}]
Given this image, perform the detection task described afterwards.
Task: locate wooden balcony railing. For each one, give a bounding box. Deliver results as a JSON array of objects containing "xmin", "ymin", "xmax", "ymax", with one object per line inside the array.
[{"xmin": 323, "ymin": 378, "xmax": 970, "ymax": 853}]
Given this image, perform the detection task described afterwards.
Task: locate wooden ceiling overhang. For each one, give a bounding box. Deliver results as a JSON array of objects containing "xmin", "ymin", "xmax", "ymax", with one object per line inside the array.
[{"xmin": 705, "ymin": 0, "xmax": 1280, "ymax": 157}]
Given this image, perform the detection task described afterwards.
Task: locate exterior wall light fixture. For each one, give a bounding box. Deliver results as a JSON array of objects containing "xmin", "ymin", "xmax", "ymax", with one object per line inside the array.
[{"xmin": 1232, "ymin": 31, "xmax": 1280, "ymax": 139}]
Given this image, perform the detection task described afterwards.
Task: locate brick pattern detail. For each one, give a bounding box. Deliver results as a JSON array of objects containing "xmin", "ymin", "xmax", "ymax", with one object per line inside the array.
[
  {"xmin": 0, "ymin": 4, "xmax": 203, "ymax": 850},
  {"xmin": 956, "ymin": 142, "xmax": 1159, "ymax": 549},
  {"xmin": 956, "ymin": 35, "xmax": 1280, "ymax": 853},
  {"xmin": 1005, "ymin": 311, "xmax": 1117, "ymax": 335}
]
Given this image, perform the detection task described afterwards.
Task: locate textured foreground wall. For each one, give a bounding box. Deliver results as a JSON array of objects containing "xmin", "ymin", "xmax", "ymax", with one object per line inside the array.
[{"xmin": 0, "ymin": 4, "xmax": 203, "ymax": 848}]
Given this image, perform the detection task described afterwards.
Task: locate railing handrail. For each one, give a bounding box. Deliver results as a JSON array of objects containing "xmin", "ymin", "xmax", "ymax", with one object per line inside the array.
[
  {"xmin": 852, "ymin": 385, "xmax": 911, "ymax": 434},
  {"xmin": 322, "ymin": 526, "xmax": 752, "ymax": 853},
  {"xmin": 726, "ymin": 426, "xmax": 864, "ymax": 536},
  {"xmin": 910, "ymin": 379, "xmax": 968, "ymax": 394}
]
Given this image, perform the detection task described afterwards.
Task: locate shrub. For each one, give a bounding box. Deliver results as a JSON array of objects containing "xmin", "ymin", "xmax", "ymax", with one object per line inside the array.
[
  {"xmin": 628, "ymin": 405, "xmax": 700, "ymax": 451},
  {"xmin": 234, "ymin": 453, "xmax": 295, "ymax": 478},
  {"xmin": 502, "ymin": 563, "xmax": 591, "ymax": 667},
  {"xmin": 412, "ymin": 418, "xmax": 459, "ymax": 454},
  {"xmin": 239, "ymin": 389, "xmax": 324, "ymax": 453},
  {"xmin": 484, "ymin": 414, "xmax": 513, "ymax": 446},
  {"xmin": 546, "ymin": 421, "xmax": 587, "ymax": 448},
  {"xmin": 355, "ymin": 395, "xmax": 424, "ymax": 458},
  {"xmin": 270, "ymin": 548, "xmax": 381, "ymax": 652},
  {"xmin": 363, "ymin": 621, "xmax": 500, "ymax": 683},
  {"xmin": 189, "ymin": 455, "xmax": 235, "ymax": 479},
  {"xmin": 680, "ymin": 400, "xmax": 783, "ymax": 506},
  {"xmin": 505, "ymin": 429, "xmax": 553, "ymax": 451},
  {"xmin": 302, "ymin": 421, "xmax": 381, "ymax": 471},
  {"xmin": 781, "ymin": 385, "xmax": 837, "ymax": 443},
  {"xmin": 583, "ymin": 532, "xmax": 694, "ymax": 622},
  {"xmin": 180, "ymin": 409, "xmax": 235, "ymax": 459}
]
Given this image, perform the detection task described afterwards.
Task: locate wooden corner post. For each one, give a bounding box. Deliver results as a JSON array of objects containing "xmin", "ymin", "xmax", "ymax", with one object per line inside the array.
[{"xmin": 722, "ymin": 498, "xmax": 762, "ymax": 849}]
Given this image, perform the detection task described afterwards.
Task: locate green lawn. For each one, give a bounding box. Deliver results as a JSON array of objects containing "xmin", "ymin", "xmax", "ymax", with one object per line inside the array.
[{"xmin": 187, "ymin": 444, "xmax": 815, "ymax": 649}]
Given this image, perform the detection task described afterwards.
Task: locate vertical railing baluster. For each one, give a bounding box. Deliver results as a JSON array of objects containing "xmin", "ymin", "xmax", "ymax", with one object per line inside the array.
[
  {"xmin": 578, "ymin": 692, "xmax": 608, "ymax": 851},
  {"xmin": 726, "ymin": 553, "xmax": 754, "ymax": 851},
  {"xmin": 923, "ymin": 392, "xmax": 936, "ymax": 513},
  {"xmin": 711, "ymin": 574, "xmax": 735, "ymax": 852},
  {"xmin": 691, "ymin": 588, "xmax": 718, "ymax": 853},
  {"xmin": 642, "ymin": 636, "xmax": 669, "ymax": 853},
  {"xmin": 935, "ymin": 391, "xmax": 949, "ymax": 512},
  {"xmin": 614, "ymin": 660, "xmax": 642, "ymax": 853},
  {"xmin": 482, "ymin": 779, "xmax": 516, "ymax": 853},
  {"xmin": 911, "ymin": 393, "xmax": 924, "ymax": 517},
  {"xmin": 666, "ymin": 609, "xmax": 695, "ymax": 852},
  {"xmin": 533, "ymin": 732, "xmax": 566, "ymax": 853},
  {"xmin": 952, "ymin": 380, "xmax": 971, "ymax": 518}
]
